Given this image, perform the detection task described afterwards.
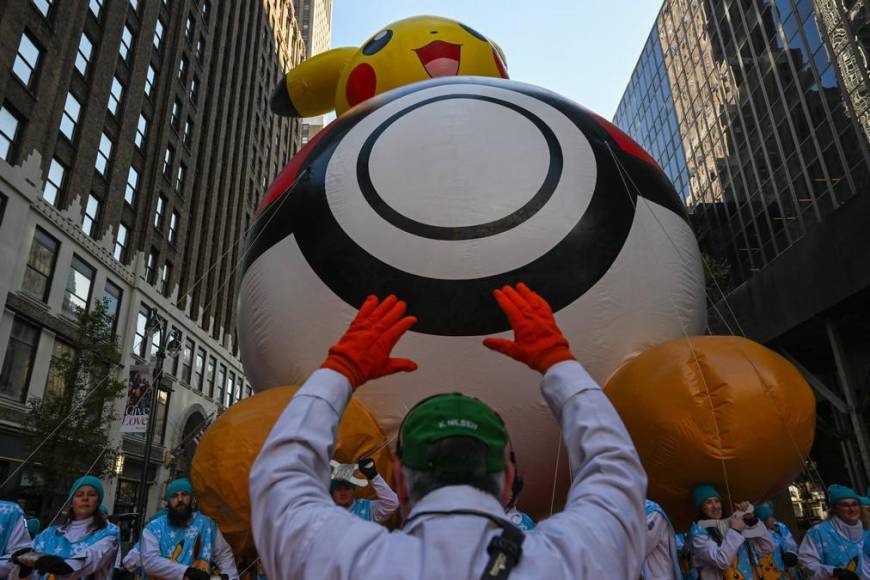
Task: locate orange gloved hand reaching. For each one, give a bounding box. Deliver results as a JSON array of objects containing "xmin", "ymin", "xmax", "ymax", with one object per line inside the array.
[
  {"xmin": 322, "ymin": 294, "xmax": 418, "ymax": 389},
  {"xmin": 483, "ymin": 283, "xmax": 575, "ymax": 374}
]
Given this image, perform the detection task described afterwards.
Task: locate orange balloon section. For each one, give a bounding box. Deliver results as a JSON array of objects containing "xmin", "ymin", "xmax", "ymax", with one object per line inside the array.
[
  {"xmin": 191, "ymin": 385, "xmax": 395, "ymax": 559},
  {"xmin": 604, "ymin": 336, "xmax": 815, "ymax": 529}
]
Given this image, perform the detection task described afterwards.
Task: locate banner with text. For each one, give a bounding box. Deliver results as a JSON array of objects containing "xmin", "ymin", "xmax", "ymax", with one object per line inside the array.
[{"xmin": 120, "ymin": 364, "xmax": 153, "ymax": 433}]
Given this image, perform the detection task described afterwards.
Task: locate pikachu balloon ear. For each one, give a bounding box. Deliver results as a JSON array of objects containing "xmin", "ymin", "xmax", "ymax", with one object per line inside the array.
[{"xmin": 270, "ymin": 47, "xmax": 356, "ymax": 117}]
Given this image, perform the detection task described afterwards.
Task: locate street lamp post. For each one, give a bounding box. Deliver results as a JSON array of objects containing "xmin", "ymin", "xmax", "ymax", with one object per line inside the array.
[{"xmin": 133, "ymin": 311, "xmax": 180, "ymax": 540}]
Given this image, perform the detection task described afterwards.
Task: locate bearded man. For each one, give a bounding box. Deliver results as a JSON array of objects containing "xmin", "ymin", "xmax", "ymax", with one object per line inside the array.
[{"xmin": 140, "ymin": 478, "xmax": 239, "ymax": 580}]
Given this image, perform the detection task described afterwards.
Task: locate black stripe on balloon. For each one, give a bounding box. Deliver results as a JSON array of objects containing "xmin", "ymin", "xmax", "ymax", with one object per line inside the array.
[
  {"xmin": 356, "ymin": 94, "xmax": 563, "ymax": 240},
  {"xmin": 243, "ymin": 78, "xmax": 640, "ymax": 335}
]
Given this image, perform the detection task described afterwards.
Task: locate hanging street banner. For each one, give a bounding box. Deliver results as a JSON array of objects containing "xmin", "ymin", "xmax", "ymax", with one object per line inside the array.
[{"xmin": 121, "ymin": 363, "xmax": 153, "ymax": 433}]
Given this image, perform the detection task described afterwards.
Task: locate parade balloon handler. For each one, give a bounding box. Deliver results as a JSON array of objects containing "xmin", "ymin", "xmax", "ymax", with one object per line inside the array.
[
  {"xmin": 502, "ymin": 469, "xmax": 535, "ymax": 531},
  {"xmin": 250, "ymin": 283, "xmax": 647, "ymax": 579},
  {"xmin": 859, "ymin": 494, "xmax": 870, "ymax": 530},
  {"xmin": 0, "ymin": 500, "xmax": 32, "ymax": 577},
  {"xmin": 329, "ymin": 457, "xmax": 399, "ymax": 523},
  {"xmin": 12, "ymin": 475, "xmax": 120, "ymax": 580},
  {"xmin": 799, "ymin": 485, "xmax": 867, "ymax": 579},
  {"xmin": 754, "ymin": 502, "xmax": 800, "ymax": 576},
  {"xmin": 140, "ymin": 478, "xmax": 238, "ymax": 580},
  {"xmin": 688, "ymin": 484, "xmax": 775, "ymax": 580},
  {"xmin": 643, "ymin": 499, "xmax": 681, "ymax": 580}
]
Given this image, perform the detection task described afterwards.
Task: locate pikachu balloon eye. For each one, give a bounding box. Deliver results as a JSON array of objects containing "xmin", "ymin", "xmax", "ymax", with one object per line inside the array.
[
  {"xmin": 459, "ymin": 23, "xmax": 487, "ymax": 41},
  {"xmin": 362, "ymin": 29, "xmax": 393, "ymax": 56}
]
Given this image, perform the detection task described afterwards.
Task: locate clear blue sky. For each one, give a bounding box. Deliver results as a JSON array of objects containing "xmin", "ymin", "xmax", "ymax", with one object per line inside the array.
[{"xmin": 331, "ymin": 1, "xmax": 663, "ymax": 120}]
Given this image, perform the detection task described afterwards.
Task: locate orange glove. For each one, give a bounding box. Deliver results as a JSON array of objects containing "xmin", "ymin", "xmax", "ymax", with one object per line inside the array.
[
  {"xmin": 322, "ymin": 294, "xmax": 418, "ymax": 389},
  {"xmin": 483, "ymin": 283, "xmax": 575, "ymax": 374}
]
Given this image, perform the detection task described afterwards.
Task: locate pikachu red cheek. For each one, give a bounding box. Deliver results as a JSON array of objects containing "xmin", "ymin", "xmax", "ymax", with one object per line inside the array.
[{"xmin": 346, "ymin": 63, "xmax": 377, "ymax": 107}]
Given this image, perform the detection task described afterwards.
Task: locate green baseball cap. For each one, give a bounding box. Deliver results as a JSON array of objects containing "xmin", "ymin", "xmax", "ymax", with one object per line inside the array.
[{"xmin": 399, "ymin": 393, "xmax": 508, "ymax": 473}]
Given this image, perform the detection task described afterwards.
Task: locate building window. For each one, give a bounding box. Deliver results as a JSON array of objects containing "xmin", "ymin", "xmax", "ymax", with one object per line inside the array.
[
  {"xmin": 22, "ymin": 227, "xmax": 58, "ymax": 302},
  {"xmin": 108, "ymin": 76, "xmax": 124, "ymax": 116},
  {"xmin": 168, "ymin": 211, "xmax": 179, "ymax": 244},
  {"xmin": 63, "ymin": 255, "xmax": 95, "ymax": 317},
  {"xmin": 185, "ymin": 14, "xmax": 195, "ymax": 41},
  {"xmin": 155, "ymin": 389, "xmax": 170, "ymax": 444},
  {"xmin": 89, "ymin": 0, "xmax": 102, "ymax": 18},
  {"xmin": 145, "ymin": 248, "xmax": 157, "ymax": 283},
  {"xmin": 95, "ymin": 132, "xmax": 112, "ymax": 175},
  {"xmin": 0, "ymin": 318, "xmax": 40, "ymax": 402},
  {"xmin": 206, "ymin": 356, "xmax": 216, "ymax": 397},
  {"xmin": 178, "ymin": 55, "xmax": 188, "ymax": 83},
  {"xmin": 42, "ymin": 158, "xmax": 66, "ymax": 206},
  {"xmin": 33, "ymin": 0, "xmax": 52, "ymax": 18},
  {"xmin": 170, "ymin": 98, "xmax": 181, "ymax": 129},
  {"xmin": 162, "ymin": 145, "xmax": 174, "ymax": 175},
  {"xmin": 75, "ymin": 33, "xmax": 93, "ymax": 77},
  {"xmin": 154, "ymin": 18, "xmax": 164, "ymax": 51},
  {"xmin": 133, "ymin": 304, "xmax": 150, "ymax": 356},
  {"xmin": 145, "ymin": 64, "xmax": 156, "ymax": 97},
  {"xmin": 114, "ymin": 223, "xmax": 128, "ymax": 262},
  {"xmin": 234, "ymin": 376, "xmax": 242, "ymax": 405},
  {"xmin": 182, "ymin": 118, "xmax": 192, "ymax": 146},
  {"xmin": 125, "ymin": 166, "xmax": 139, "ymax": 205},
  {"xmin": 175, "ymin": 163, "xmax": 185, "ymax": 193},
  {"xmin": 181, "ymin": 339, "xmax": 194, "ymax": 384},
  {"xmin": 226, "ymin": 371, "xmax": 235, "ymax": 406},
  {"xmin": 103, "ymin": 279, "xmax": 123, "ymax": 333},
  {"xmin": 189, "ymin": 76, "xmax": 199, "ymax": 104},
  {"xmin": 154, "ymin": 195, "xmax": 165, "ymax": 230},
  {"xmin": 201, "ymin": 0, "xmax": 209, "ymax": 23},
  {"xmin": 119, "ymin": 25, "xmax": 134, "ymax": 63},
  {"xmin": 129, "ymin": 0, "xmax": 138, "ymax": 12},
  {"xmin": 59, "ymin": 93, "xmax": 81, "ymax": 141},
  {"xmin": 195, "ymin": 36, "xmax": 205, "ymax": 63},
  {"xmin": 216, "ymin": 364, "xmax": 225, "ymax": 404},
  {"xmin": 82, "ymin": 194, "xmax": 100, "ymax": 237},
  {"xmin": 13, "ymin": 33, "xmax": 42, "ymax": 88},
  {"xmin": 158, "ymin": 261, "xmax": 171, "ymax": 295},
  {"xmin": 45, "ymin": 339, "xmax": 75, "ymax": 400},
  {"xmin": 194, "ymin": 348, "xmax": 205, "ymax": 390},
  {"xmin": 0, "ymin": 106, "xmax": 21, "ymax": 161},
  {"xmin": 135, "ymin": 113, "xmax": 148, "ymax": 148}
]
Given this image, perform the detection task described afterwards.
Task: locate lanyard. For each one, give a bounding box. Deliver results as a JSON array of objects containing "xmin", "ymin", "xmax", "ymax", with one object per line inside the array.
[{"xmin": 403, "ymin": 509, "xmax": 525, "ymax": 580}]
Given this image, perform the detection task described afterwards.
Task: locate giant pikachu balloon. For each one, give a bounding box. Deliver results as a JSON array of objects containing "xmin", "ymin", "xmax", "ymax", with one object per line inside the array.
[{"xmin": 270, "ymin": 15, "xmax": 509, "ymax": 117}]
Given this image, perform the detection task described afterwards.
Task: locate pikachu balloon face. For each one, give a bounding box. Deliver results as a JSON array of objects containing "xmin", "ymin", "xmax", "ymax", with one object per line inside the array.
[{"xmin": 270, "ymin": 15, "xmax": 509, "ymax": 117}]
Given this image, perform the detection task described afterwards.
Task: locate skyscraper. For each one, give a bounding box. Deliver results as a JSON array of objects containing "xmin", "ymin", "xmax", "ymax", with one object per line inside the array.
[
  {"xmin": 293, "ymin": 0, "xmax": 332, "ymax": 143},
  {"xmin": 615, "ymin": 0, "xmax": 870, "ymax": 499},
  {"xmin": 0, "ymin": 0, "xmax": 304, "ymax": 521}
]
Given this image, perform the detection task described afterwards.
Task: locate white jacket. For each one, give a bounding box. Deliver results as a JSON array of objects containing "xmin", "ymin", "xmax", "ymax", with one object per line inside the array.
[{"xmin": 250, "ymin": 361, "xmax": 647, "ymax": 579}]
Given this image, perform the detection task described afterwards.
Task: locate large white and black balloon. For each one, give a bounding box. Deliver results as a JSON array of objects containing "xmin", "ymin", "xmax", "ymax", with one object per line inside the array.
[{"xmin": 238, "ymin": 77, "xmax": 705, "ymax": 514}]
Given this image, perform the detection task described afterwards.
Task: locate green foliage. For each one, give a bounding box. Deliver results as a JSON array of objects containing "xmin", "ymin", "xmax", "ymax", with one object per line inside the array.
[
  {"xmin": 23, "ymin": 300, "xmax": 127, "ymax": 518},
  {"xmin": 702, "ymin": 253, "xmax": 732, "ymax": 302}
]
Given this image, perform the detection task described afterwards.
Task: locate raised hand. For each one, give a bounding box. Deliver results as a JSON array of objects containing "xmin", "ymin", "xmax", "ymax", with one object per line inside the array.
[
  {"xmin": 483, "ymin": 283, "xmax": 575, "ymax": 374},
  {"xmin": 321, "ymin": 295, "xmax": 418, "ymax": 389}
]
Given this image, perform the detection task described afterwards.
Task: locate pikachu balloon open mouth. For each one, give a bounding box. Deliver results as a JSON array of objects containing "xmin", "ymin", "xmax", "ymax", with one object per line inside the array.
[{"xmin": 270, "ymin": 15, "xmax": 508, "ymax": 117}]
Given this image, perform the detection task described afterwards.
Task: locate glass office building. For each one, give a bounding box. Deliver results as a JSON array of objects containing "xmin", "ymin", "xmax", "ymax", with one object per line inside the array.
[{"xmin": 615, "ymin": 0, "xmax": 870, "ymax": 501}]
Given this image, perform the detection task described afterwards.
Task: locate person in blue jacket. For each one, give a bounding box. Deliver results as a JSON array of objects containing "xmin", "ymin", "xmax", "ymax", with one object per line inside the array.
[
  {"xmin": 798, "ymin": 484, "xmax": 865, "ymax": 579},
  {"xmin": 755, "ymin": 502, "xmax": 800, "ymax": 577}
]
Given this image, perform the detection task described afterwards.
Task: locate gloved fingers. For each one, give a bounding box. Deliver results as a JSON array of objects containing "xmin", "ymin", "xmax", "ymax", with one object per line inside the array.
[
  {"xmin": 378, "ymin": 315, "xmax": 417, "ymax": 351},
  {"xmin": 355, "ymin": 294, "xmax": 380, "ymax": 320},
  {"xmin": 375, "ymin": 299, "xmax": 408, "ymax": 331},
  {"xmin": 385, "ymin": 358, "xmax": 418, "ymax": 375},
  {"xmin": 516, "ymin": 282, "xmax": 552, "ymax": 314},
  {"xmin": 482, "ymin": 337, "xmax": 521, "ymax": 359},
  {"xmin": 499, "ymin": 285, "xmax": 533, "ymax": 316},
  {"xmin": 368, "ymin": 294, "xmax": 398, "ymax": 322},
  {"xmin": 492, "ymin": 289, "xmax": 526, "ymax": 330}
]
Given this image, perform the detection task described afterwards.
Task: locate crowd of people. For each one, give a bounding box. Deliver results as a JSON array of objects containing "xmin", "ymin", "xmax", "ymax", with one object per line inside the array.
[{"xmin": 0, "ymin": 283, "xmax": 867, "ymax": 579}]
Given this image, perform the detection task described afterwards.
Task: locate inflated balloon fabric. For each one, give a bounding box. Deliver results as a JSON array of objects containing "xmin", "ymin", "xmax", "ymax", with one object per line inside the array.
[
  {"xmin": 191, "ymin": 386, "xmax": 394, "ymax": 558},
  {"xmin": 604, "ymin": 336, "xmax": 816, "ymax": 529},
  {"xmin": 272, "ymin": 15, "xmax": 509, "ymax": 117},
  {"xmin": 240, "ymin": 76, "xmax": 706, "ymax": 517}
]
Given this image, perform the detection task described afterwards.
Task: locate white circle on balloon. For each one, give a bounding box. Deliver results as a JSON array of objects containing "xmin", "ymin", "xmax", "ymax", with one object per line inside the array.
[{"xmin": 324, "ymin": 82, "xmax": 598, "ymax": 280}]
